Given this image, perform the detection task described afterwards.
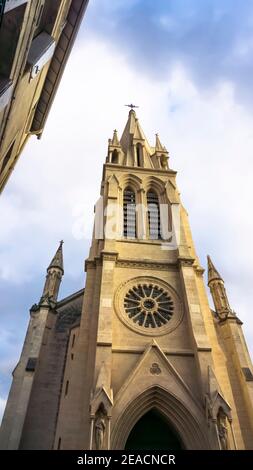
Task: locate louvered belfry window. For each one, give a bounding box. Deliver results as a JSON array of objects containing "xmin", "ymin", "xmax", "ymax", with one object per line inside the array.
[
  {"xmin": 123, "ymin": 188, "xmax": 136, "ymax": 238},
  {"xmin": 147, "ymin": 191, "xmax": 161, "ymax": 239}
]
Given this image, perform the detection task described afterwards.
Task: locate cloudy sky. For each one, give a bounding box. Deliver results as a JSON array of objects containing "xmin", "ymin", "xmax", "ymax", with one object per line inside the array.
[{"xmin": 1, "ymin": 0, "xmax": 253, "ymax": 422}]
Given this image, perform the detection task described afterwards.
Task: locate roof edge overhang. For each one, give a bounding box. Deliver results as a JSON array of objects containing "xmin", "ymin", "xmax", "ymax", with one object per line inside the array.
[{"xmin": 31, "ymin": 0, "xmax": 89, "ymax": 135}]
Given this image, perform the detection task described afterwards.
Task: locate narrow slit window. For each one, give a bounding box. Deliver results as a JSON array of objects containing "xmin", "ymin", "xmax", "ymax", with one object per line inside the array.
[
  {"xmin": 1, "ymin": 141, "xmax": 15, "ymax": 174},
  {"xmin": 64, "ymin": 380, "xmax": 69, "ymax": 397},
  {"xmin": 147, "ymin": 191, "xmax": 161, "ymax": 239},
  {"xmin": 123, "ymin": 188, "xmax": 136, "ymax": 238},
  {"xmin": 136, "ymin": 144, "xmax": 142, "ymax": 167}
]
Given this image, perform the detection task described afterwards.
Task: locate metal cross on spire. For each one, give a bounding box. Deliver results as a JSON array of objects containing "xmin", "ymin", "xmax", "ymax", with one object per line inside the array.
[{"xmin": 125, "ymin": 104, "xmax": 139, "ymax": 110}]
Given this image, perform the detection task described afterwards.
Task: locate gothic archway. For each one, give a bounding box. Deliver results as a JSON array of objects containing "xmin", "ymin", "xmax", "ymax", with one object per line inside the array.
[
  {"xmin": 125, "ymin": 409, "xmax": 183, "ymax": 450},
  {"xmin": 111, "ymin": 386, "xmax": 210, "ymax": 449}
]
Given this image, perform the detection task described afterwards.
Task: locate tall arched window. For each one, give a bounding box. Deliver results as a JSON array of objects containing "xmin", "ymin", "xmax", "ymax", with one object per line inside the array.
[
  {"xmin": 147, "ymin": 190, "xmax": 161, "ymax": 239},
  {"xmin": 123, "ymin": 187, "xmax": 136, "ymax": 238}
]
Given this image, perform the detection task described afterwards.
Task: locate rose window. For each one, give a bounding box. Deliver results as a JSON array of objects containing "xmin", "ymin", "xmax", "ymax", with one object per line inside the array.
[{"xmin": 124, "ymin": 284, "xmax": 174, "ymax": 328}]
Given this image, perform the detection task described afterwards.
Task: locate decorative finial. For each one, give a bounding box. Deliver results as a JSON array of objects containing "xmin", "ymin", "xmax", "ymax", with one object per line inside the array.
[
  {"xmin": 155, "ymin": 133, "xmax": 165, "ymax": 152},
  {"xmin": 111, "ymin": 129, "xmax": 120, "ymax": 146},
  {"xmin": 59, "ymin": 240, "xmax": 64, "ymax": 247},
  {"xmin": 125, "ymin": 103, "xmax": 139, "ymax": 110}
]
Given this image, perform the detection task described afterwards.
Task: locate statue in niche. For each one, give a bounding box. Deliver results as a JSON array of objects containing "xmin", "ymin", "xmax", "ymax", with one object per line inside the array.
[
  {"xmin": 95, "ymin": 410, "xmax": 106, "ymax": 450},
  {"xmin": 217, "ymin": 409, "xmax": 229, "ymax": 450}
]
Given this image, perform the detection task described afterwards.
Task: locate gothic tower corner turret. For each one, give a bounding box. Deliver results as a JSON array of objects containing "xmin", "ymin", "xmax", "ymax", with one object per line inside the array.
[
  {"xmin": 0, "ymin": 241, "xmax": 65, "ymax": 450},
  {"xmin": 207, "ymin": 255, "xmax": 233, "ymax": 321},
  {"xmin": 41, "ymin": 241, "xmax": 64, "ymax": 305},
  {"xmin": 207, "ymin": 255, "xmax": 253, "ymax": 440}
]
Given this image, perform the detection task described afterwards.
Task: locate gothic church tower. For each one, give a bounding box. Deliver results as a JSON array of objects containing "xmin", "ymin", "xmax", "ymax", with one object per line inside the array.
[{"xmin": 1, "ymin": 110, "xmax": 253, "ymax": 450}]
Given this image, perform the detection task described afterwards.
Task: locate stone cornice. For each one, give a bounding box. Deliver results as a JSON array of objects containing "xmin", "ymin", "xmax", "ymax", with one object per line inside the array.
[
  {"xmin": 177, "ymin": 256, "xmax": 195, "ymax": 267},
  {"xmin": 85, "ymin": 251, "xmax": 119, "ymax": 271},
  {"xmin": 111, "ymin": 346, "xmax": 195, "ymax": 356},
  {"xmin": 101, "ymin": 250, "xmax": 119, "ymax": 262},
  {"xmin": 104, "ymin": 163, "xmax": 177, "ymax": 176},
  {"xmin": 218, "ymin": 313, "xmax": 243, "ymax": 326},
  {"xmin": 116, "ymin": 258, "xmax": 178, "ymax": 271}
]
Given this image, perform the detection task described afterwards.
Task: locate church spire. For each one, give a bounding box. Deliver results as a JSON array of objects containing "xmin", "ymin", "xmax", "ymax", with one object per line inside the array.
[
  {"xmin": 41, "ymin": 241, "xmax": 64, "ymax": 304},
  {"xmin": 106, "ymin": 110, "xmax": 170, "ymax": 169},
  {"xmin": 47, "ymin": 240, "xmax": 64, "ymax": 273},
  {"xmin": 120, "ymin": 109, "xmax": 146, "ymax": 149},
  {"xmin": 207, "ymin": 255, "xmax": 232, "ymax": 321},
  {"xmin": 207, "ymin": 255, "xmax": 223, "ymax": 284},
  {"xmin": 119, "ymin": 109, "xmax": 151, "ymax": 167}
]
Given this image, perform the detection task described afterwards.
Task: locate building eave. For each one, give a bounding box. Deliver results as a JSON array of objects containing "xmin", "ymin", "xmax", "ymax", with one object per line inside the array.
[{"xmin": 31, "ymin": 0, "xmax": 89, "ymax": 136}]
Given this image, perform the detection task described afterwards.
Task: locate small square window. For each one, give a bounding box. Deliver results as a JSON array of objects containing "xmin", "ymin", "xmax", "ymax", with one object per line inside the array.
[{"xmin": 26, "ymin": 357, "xmax": 37, "ymax": 372}]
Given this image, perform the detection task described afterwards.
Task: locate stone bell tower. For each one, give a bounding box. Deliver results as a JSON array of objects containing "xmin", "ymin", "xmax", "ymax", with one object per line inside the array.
[
  {"xmin": 53, "ymin": 109, "xmax": 253, "ymax": 450},
  {"xmin": 1, "ymin": 110, "xmax": 253, "ymax": 450}
]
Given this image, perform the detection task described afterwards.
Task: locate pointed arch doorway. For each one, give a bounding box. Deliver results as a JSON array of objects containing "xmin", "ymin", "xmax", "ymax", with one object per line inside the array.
[
  {"xmin": 125, "ymin": 409, "xmax": 183, "ymax": 450},
  {"xmin": 112, "ymin": 386, "xmax": 210, "ymax": 449}
]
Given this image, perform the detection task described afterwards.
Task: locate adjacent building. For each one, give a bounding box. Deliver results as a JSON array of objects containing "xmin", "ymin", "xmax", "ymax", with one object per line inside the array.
[
  {"xmin": 0, "ymin": 0, "xmax": 89, "ymax": 193},
  {"xmin": 0, "ymin": 110, "xmax": 253, "ymax": 449}
]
